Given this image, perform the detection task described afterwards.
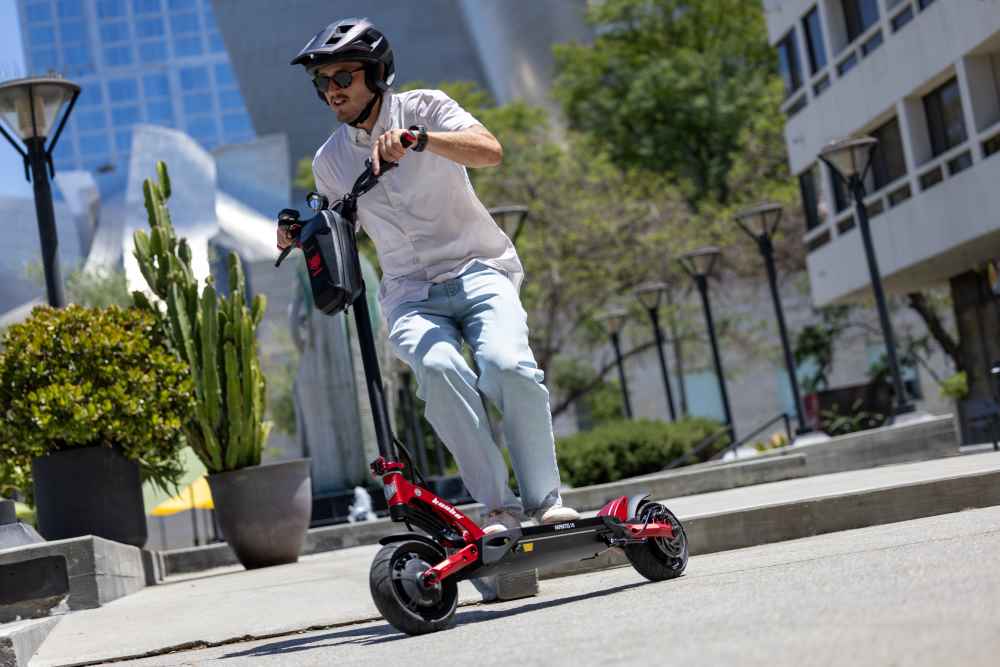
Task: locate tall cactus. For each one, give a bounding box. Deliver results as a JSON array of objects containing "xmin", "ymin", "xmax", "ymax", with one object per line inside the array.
[{"xmin": 132, "ymin": 161, "xmax": 271, "ymax": 473}]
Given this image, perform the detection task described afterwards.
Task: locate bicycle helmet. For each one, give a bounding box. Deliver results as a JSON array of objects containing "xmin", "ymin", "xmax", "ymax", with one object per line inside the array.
[{"xmin": 291, "ymin": 18, "xmax": 395, "ymax": 125}]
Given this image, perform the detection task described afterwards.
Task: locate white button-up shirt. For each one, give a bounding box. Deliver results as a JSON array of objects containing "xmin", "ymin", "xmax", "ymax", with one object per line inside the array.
[{"xmin": 311, "ymin": 89, "xmax": 523, "ymax": 317}]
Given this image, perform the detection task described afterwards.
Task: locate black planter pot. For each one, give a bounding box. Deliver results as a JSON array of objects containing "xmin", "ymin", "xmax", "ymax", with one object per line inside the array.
[
  {"xmin": 32, "ymin": 445, "xmax": 148, "ymax": 548},
  {"xmin": 207, "ymin": 458, "xmax": 312, "ymax": 569}
]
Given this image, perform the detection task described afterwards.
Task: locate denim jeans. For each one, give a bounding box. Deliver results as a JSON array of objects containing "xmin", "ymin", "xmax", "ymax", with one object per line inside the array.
[{"xmin": 388, "ymin": 262, "xmax": 563, "ymax": 516}]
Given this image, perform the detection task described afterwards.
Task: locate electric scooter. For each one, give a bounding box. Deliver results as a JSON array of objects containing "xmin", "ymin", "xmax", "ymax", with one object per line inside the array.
[{"xmin": 275, "ymin": 132, "xmax": 689, "ymax": 636}]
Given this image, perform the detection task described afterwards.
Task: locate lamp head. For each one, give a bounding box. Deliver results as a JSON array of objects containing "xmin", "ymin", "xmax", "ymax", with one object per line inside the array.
[
  {"xmin": 488, "ymin": 205, "xmax": 529, "ymax": 244},
  {"xmin": 677, "ymin": 246, "xmax": 721, "ymax": 279},
  {"xmin": 734, "ymin": 202, "xmax": 783, "ymax": 240},
  {"xmin": 0, "ymin": 76, "xmax": 80, "ymax": 143},
  {"xmin": 819, "ymin": 136, "xmax": 877, "ymax": 182},
  {"xmin": 634, "ymin": 281, "xmax": 668, "ymax": 310},
  {"xmin": 598, "ymin": 307, "xmax": 629, "ymax": 336}
]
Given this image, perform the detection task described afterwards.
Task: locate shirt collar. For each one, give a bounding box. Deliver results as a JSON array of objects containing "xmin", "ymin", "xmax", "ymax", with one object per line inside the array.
[{"xmin": 350, "ymin": 91, "xmax": 393, "ymax": 145}]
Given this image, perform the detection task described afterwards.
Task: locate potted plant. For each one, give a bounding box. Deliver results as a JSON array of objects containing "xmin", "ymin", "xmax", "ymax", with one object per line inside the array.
[
  {"xmin": 131, "ymin": 161, "xmax": 312, "ymax": 569},
  {"xmin": 0, "ymin": 304, "xmax": 193, "ymax": 547}
]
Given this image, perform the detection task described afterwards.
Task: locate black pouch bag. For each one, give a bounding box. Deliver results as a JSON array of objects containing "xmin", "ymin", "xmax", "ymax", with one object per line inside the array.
[{"xmin": 298, "ymin": 206, "xmax": 364, "ymax": 315}]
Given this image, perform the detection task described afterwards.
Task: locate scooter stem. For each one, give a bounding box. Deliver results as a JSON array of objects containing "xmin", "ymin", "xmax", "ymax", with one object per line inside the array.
[{"xmin": 352, "ymin": 286, "xmax": 397, "ymax": 460}]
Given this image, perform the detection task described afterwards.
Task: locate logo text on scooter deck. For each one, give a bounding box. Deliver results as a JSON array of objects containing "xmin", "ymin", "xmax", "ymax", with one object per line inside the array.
[
  {"xmin": 553, "ymin": 522, "xmax": 576, "ymax": 530},
  {"xmin": 431, "ymin": 497, "xmax": 463, "ymax": 521}
]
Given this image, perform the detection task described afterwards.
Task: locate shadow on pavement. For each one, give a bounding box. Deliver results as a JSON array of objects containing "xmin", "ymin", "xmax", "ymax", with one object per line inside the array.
[{"xmin": 220, "ymin": 580, "xmax": 654, "ymax": 659}]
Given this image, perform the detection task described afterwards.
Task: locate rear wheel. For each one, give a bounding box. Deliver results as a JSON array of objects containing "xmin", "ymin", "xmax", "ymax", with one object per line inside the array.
[
  {"xmin": 369, "ymin": 540, "xmax": 458, "ymax": 635},
  {"xmin": 624, "ymin": 501, "xmax": 688, "ymax": 582}
]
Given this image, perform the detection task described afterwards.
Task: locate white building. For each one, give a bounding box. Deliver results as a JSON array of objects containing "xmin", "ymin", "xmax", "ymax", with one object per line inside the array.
[{"xmin": 764, "ymin": 0, "xmax": 1000, "ymax": 433}]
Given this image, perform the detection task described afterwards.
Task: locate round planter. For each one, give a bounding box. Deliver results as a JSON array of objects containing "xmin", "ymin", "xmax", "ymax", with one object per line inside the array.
[
  {"xmin": 207, "ymin": 458, "xmax": 312, "ymax": 570},
  {"xmin": 32, "ymin": 445, "xmax": 148, "ymax": 548}
]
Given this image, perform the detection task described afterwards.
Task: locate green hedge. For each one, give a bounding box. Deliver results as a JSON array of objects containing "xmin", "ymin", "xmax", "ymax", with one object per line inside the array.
[{"xmin": 555, "ymin": 417, "xmax": 730, "ymax": 487}]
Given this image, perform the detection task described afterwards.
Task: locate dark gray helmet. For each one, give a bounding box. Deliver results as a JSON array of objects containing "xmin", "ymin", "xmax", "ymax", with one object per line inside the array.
[{"xmin": 290, "ymin": 18, "xmax": 396, "ymax": 95}]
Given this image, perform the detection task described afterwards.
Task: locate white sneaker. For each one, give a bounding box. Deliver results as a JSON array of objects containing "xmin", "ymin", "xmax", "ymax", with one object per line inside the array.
[
  {"xmin": 534, "ymin": 505, "xmax": 580, "ymax": 525},
  {"xmin": 481, "ymin": 510, "xmax": 521, "ymax": 535}
]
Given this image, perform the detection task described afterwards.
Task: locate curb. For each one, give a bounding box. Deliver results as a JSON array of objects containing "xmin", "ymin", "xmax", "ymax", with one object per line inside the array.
[
  {"xmin": 0, "ymin": 617, "xmax": 60, "ymax": 667},
  {"xmin": 537, "ymin": 466, "xmax": 1000, "ymax": 579}
]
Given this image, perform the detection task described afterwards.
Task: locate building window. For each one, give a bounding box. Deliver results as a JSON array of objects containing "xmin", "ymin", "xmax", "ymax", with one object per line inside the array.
[
  {"xmin": 222, "ymin": 113, "xmax": 252, "ymax": 136},
  {"xmin": 870, "ymin": 117, "xmax": 907, "ymax": 191},
  {"xmin": 30, "ymin": 49, "xmax": 58, "ymax": 72},
  {"xmin": 146, "ymin": 99, "xmax": 175, "ymax": 124},
  {"xmin": 842, "ymin": 0, "xmax": 879, "ymax": 43},
  {"xmin": 170, "ymin": 12, "xmax": 199, "ymax": 34},
  {"xmin": 208, "ymin": 31, "xmax": 225, "ymax": 53},
  {"xmin": 26, "ymin": 3, "xmax": 53, "ymax": 22},
  {"xmin": 139, "ymin": 41, "xmax": 167, "ymax": 63},
  {"xmin": 60, "ymin": 21, "xmax": 87, "ymax": 44},
  {"xmin": 174, "ymin": 36, "xmax": 204, "ymax": 57},
  {"xmin": 57, "ymin": 0, "xmax": 83, "ymax": 19},
  {"xmin": 77, "ymin": 84, "xmax": 103, "ymax": 108},
  {"xmin": 136, "ymin": 17, "xmax": 165, "ymax": 38},
  {"xmin": 218, "ymin": 89, "xmax": 243, "ymax": 110},
  {"xmin": 777, "ymin": 29, "xmax": 803, "ymax": 98},
  {"xmin": 179, "ymin": 66, "xmax": 209, "ymax": 91},
  {"xmin": 97, "ymin": 0, "xmax": 126, "ymax": 19},
  {"xmin": 799, "ymin": 165, "xmax": 822, "ymax": 231},
  {"xmin": 183, "ymin": 94, "xmax": 212, "ymax": 114},
  {"xmin": 74, "ymin": 110, "xmax": 106, "ymax": 131},
  {"xmin": 79, "ymin": 132, "xmax": 110, "ymax": 156},
  {"xmin": 143, "ymin": 73, "xmax": 170, "ymax": 97},
  {"xmin": 29, "ymin": 26, "xmax": 56, "ymax": 45},
  {"xmin": 100, "ymin": 21, "xmax": 130, "ymax": 42},
  {"xmin": 168, "ymin": 0, "xmax": 197, "ymax": 9},
  {"xmin": 108, "ymin": 77, "xmax": 138, "ymax": 101},
  {"xmin": 111, "ymin": 105, "xmax": 141, "ymax": 125},
  {"xmin": 924, "ymin": 77, "xmax": 968, "ymax": 157},
  {"xmin": 802, "ymin": 7, "xmax": 827, "ymax": 75},
  {"xmin": 103, "ymin": 46, "xmax": 133, "ymax": 67},
  {"xmin": 830, "ymin": 169, "xmax": 850, "ymax": 212},
  {"xmin": 132, "ymin": 0, "xmax": 162, "ymax": 14}
]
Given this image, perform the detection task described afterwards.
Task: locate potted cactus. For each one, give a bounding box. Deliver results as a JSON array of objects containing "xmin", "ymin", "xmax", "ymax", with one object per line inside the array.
[{"xmin": 132, "ymin": 161, "xmax": 311, "ymax": 569}]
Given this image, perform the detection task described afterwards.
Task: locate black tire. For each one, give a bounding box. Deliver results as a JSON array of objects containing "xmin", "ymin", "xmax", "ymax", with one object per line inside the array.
[
  {"xmin": 624, "ymin": 501, "xmax": 688, "ymax": 582},
  {"xmin": 369, "ymin": 540, "xmax": 458, "ymax": 635}
]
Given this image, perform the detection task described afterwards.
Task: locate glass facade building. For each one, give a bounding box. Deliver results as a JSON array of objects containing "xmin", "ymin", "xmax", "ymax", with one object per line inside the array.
[{"xmin": 17, "ymin": 0, "xmax": 255, "ymax": 192}]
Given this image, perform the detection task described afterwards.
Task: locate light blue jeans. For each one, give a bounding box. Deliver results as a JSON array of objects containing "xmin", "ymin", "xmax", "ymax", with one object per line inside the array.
[{"xmin": 388, "ymin": 262, "xmax": 563, "ymax": 517}]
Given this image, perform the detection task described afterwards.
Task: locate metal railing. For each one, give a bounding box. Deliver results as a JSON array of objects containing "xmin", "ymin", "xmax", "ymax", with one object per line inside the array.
[
  {"xmin": 713, "ymin": 412, "xmax": 792, "ymax": 462},
  {"xmin": 664, "ymin": 412, "xmax": 794, "ymax": 471}
]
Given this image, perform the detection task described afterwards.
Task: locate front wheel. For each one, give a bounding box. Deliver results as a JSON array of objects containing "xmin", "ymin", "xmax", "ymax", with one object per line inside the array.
[
  {"xmin": 624, "ymin": 501, "xmax": 688, "ymax": 582},
  {"xmin": 369, "ymin": 540, "xmax": 458, "ymax": 635}
]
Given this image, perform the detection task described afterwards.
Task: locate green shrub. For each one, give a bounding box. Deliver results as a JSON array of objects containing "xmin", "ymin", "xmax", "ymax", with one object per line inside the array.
[
  {"xmin": 555, "ymin": 417, "xmax": 730, "ymax": 487},
  {"xmin": 0, "ymin": 305, "xmax": 194, "ymax": 494}
]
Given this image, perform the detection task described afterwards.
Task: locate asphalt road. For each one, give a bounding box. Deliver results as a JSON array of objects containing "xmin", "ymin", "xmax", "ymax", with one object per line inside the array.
[{"xmin": 109, "ymin": 506, "xmax": 1000, "ymax": 667}]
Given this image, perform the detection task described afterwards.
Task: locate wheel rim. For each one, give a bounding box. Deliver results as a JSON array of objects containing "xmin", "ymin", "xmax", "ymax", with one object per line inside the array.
[
  {"xmin": 390, "ymin": 550, "xmax": 447, "ymax": 613},
  {"xmin": 641, "ymin": 503, "xmax": 686, "ymax": 564}
]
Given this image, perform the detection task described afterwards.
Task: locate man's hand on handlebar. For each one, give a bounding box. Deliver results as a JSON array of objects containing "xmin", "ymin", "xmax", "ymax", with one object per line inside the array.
[
  {"xmin": 276, "ymin": 208, "xmax": 300, "ymax": 251},
  {"xmin": 371, "ymin": 129, "xmax": 416, "ymax": 176}
]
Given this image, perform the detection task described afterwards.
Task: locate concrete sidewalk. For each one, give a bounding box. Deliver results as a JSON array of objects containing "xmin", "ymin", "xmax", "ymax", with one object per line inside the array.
[{"xmin": 30, "ymin": 451, "xmax": 1000, "ymax": 667}]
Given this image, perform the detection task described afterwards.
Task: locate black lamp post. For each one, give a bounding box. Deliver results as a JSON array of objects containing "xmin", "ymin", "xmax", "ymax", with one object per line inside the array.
[
  {"xmin": 599, "ymin": 307, "xmax": 633, "ymax": 419},
  {"xmin": 634, "ymin": 282, "xmax": 677, "ymax": 421},
  {"xmin": 0, "ymin": 76, "xmax": 80, "ymax": 308},
  {"xmin": 488, "ymin": 205, "xmax": 529, "ymax": 246},
  {"xmin": 819, "ymin": 136, "xmax": 914, "ymax": 418},
  {"xmin": 734, "ymin": 203, "xmax": 811, "ymax": 435},
  {"xmin": 678, "ymin": 247, "xmax": 735, "ymax": 440}
]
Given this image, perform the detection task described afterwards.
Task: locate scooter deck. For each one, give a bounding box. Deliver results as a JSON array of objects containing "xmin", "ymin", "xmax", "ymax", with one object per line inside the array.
[{"xmin": 463, "ymin": 516, "xmax": 618, "ymax": 580}]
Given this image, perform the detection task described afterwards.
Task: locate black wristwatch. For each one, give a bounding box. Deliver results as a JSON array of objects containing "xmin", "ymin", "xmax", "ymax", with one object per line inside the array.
[{"xmin": 408, "ymin": 124, "xmax": 429, "ymax": 152}]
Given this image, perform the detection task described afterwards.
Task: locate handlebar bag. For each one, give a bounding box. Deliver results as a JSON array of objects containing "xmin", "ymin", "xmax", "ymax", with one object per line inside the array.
[{"xmin": 298, "ymin": 207, "xmax": 364, "ymax": 315}]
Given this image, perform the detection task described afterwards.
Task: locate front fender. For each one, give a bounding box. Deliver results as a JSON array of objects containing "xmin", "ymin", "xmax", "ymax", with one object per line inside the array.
[
  {"xmin": 627, "ymin": 493, "xmax": 651, "ymax": 521},
  {"xmin": 377, "ymin": 532, "xmax": 445, "ymax": 556}
]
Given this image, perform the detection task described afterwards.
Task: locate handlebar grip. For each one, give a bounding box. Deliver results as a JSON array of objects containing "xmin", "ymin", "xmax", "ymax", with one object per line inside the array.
[
  {"xmin": 275, "ymin": 245, "xmax": 293, "ymax": 268},
  {"xmin": 400, "ymin": 130, "xmax": 416, "ymax": 149}
]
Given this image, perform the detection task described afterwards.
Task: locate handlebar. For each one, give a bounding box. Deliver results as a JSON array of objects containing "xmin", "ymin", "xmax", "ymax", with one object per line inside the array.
[{"xmin": 275, "ymin": 129, "xmax": 418, "ymax": 268}]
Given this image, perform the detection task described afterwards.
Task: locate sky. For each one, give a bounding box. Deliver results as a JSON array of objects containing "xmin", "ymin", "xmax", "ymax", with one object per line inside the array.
[{"xmin": 0, "ymin": 0, "xmax": 33, "ymax": 198}]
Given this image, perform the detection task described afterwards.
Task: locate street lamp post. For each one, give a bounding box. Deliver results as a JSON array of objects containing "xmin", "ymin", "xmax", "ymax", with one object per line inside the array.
[
  {"xmin": 0, "ymin": 76, "xmax": 80, "ymax": 308},
  {"xmin": 678, "ymin": 247, "xmax": 735, "ymax": 440},
  {"xmin": 734, "ymin": 203, "xmax": 811, "ymax": 435},
  {"xmin": 819, "ymin": 137, "xmax": 914, "ymax": 418},
  {"xmin": 634, "ymin": 282, "xmax": 677, "ymax": 421},
  {"xmin": 599, "ymin": 307, "xmax": 633, "ymax": 419}
]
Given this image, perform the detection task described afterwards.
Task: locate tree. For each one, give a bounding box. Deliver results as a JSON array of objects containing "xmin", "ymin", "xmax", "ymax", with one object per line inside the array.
[{"xmin": 553, "ymin": 0, "xmax": 778, "ymax": 209}]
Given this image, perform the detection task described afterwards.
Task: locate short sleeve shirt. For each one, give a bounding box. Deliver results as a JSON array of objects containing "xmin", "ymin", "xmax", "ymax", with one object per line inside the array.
[{"xmin": 311, "ymin": 89, "xmax": 523, "ymax": 317}]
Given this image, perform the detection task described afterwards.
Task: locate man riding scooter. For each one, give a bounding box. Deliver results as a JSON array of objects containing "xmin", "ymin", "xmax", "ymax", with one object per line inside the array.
[{"xmin": 279, "ymin": 18, "xmax": 580, "ymax": 537}]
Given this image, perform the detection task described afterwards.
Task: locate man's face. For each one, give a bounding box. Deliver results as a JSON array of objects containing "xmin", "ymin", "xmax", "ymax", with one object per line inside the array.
[{"xmin": 314, "ymin": 61, "xmax": 372, "ymax": 124}]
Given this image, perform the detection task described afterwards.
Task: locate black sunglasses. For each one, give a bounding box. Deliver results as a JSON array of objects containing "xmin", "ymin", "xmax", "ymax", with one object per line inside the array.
[{"xmin": 312, "ymin": 67, "xmax": 364, "ymax": 93}]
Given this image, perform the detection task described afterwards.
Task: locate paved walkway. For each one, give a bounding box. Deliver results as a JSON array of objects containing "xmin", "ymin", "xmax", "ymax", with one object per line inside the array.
[{"xmin": 31, "ymin": 451, "xmax": 1000, "ymax": 667}]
